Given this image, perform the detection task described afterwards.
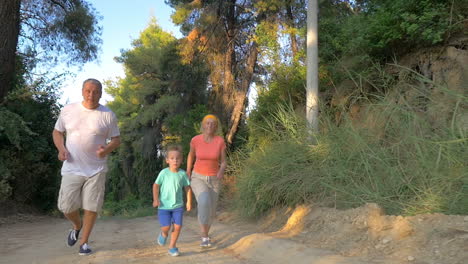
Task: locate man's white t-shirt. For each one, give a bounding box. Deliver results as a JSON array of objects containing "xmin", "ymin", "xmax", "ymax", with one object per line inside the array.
[{"xmin": 54, "ymin": 102, "xmax": 120, "ymax": 177}]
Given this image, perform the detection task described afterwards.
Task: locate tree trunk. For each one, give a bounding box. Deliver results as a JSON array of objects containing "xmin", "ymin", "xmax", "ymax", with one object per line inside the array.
[
  {"xmin": 209, "ymin": 0, "xmax": 236, "ymax": 129},
  {"xmin": 220, "ymin": 38, "xmax": 236, "ymax": 127},
  {"xmin": 285, "ymin": 1, "xmax": 298, "ymax": 58},
  {"xmin": 226, "ymin": 41, "xmax": 259, "ymax": 145},
  {"xmin": 306, "ymin": 0, "xmax": 319, "ymax": 132},
  {"xmin": 0, "ymin": 0, "xmax": 21, "ymax": 101}
]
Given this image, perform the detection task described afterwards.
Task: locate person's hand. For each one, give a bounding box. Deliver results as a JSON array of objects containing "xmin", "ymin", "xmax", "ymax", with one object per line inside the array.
[
  {"xmin": 96, "ymin": 145, "xmax": 106, "ymax": 158},
  {"xmin": 187, "ymin": 170, "xmax": 192, "ymax": 180},
  {"xmin": 186, "ymin": 201, "xmax": 192, "ymax": 211},
  {"xmin": 58, "ymin": 149, "xmax": 69, "ymax": 161},
  {"xmin": 153, "ymin": 200, "xmax": 160, "ymax": 208},
  {"xmin": 216, "ymin": 173, "xmax": 223, "ymax": 180}
]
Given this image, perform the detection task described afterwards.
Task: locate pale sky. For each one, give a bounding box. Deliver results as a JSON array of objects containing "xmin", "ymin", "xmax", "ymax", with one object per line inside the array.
[{"xmin": 59, "ymin": 0, "xmax": 182, "ymax": 105}]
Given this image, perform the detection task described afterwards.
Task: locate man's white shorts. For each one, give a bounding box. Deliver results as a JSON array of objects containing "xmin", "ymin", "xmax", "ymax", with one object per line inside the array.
[{"xmin": 57, "ymin": 172, "xmax": 106, "ymax": 214}]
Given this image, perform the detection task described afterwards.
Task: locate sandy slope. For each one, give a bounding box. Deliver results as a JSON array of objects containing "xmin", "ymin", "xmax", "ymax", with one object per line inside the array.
[
  {"xmin": 0, "ymin": 204, "xmax": 467, "ymax": 264},
  {"xmin": 0, "ymin": 212, "xmax": 363, "ymax": 264}
]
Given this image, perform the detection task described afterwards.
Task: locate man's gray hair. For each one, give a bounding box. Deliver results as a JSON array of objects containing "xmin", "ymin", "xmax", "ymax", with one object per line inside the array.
[{"xmin": 82, "ymin": 78, "xmax": 102, "ymax": 90}]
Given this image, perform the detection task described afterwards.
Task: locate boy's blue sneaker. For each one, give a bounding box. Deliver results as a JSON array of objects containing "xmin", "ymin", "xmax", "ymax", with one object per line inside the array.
[
  {"xmin": 168, "ymin": 247, "xmax": 180, "ymax": 257},
  {"xmin": 157, "ymin": 232, "xmax": 167, "ymax": 246},
  {"xmin": 78, "ymin": 243, "xmax": 92, "ymax": 255},
  {"xmin": 67, "ymin": 229, "xmax": 80, "ymax": 247}
]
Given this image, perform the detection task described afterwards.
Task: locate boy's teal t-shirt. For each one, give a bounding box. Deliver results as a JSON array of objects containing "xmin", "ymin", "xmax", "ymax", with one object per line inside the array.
[{"xmin": 155, "ymin": 168, "xmax": 191, "ymax": 210}]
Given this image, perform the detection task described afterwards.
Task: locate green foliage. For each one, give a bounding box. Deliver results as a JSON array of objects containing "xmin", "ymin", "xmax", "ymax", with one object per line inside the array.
[
  {"xmin": 106, "ymin": 20, "xmax": 209, "ymax": 202},
  {"xmin": 170, "ymin": 2, "xmax": 193, "ymax": 33},
  {"xmin": 0, "ymin": 159, "xmax": 13, "ymax": 201},
  {"xmin": 0, "ymin": 0, "xmax": 101, "ymax": 211},
  {"xmin": 230, "ymin": 103, "xmax": 318, "ymax": 216},
  {"xmin": 320, "ymin": 86, "xmax": 467, "ymax": 215},
  {"xmin": 256, "ymin": 19, "xmax": 281, "ymax": 59},
  {"xmin": 101, "ymin": 0, "xmax": 467, "ymax": 218},
  {"xmin": 317, "ymin": 0, "xmax": 352, "ymax": 62},
  {"xmin": 340, "ymin": 0, "xmax": 464, "ymax": 59},
  {"xmin": 233, "ymin": 72, "xmax": 467, "ymax": 217},
  {"xmin": 0, "ymin": 106, "xmax": 33, "ymax": 201},
  {"xmin": 248, "ymin": 62, "xmax": 306, "ymax": 147},
  {"xmin": 0, "ymin": 73, "xmax": 62, "ymax": 208},
  {"xmin": 166, "ymin": 104, "xmax": 210, "ymax": 157},
  {"xmin": 102, "ymin": 194, "xmax": 154, "ymax": 218},
  {"xmin": 314, "ymin": 0, "xmax": 467, "ymax": 97},
  {"xmin": 0, "ymin": 107, "xmax": 35, "ymax": 149},
  {"xmin": 20, "ymin": 0, "xmax": 102, "ymax": 65}
]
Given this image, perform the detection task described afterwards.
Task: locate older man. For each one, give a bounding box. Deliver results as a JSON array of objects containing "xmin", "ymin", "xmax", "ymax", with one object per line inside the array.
[{"xmin": 52, "ymin": 78, "xmax": 120, "ymax": 255}]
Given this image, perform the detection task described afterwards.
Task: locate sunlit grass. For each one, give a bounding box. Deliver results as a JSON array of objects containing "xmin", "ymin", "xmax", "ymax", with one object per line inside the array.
[{"xmin": 231, "ymin": 72, "xmax": 467, "ymax": 217}]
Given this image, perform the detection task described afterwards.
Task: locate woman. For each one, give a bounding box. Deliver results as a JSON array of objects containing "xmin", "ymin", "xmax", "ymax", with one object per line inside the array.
[{"xmin": 187, "ymin": 114, "xmax": 227, "ymax": 248}]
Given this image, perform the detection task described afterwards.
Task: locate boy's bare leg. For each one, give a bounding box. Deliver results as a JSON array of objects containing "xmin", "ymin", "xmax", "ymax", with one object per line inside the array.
[
  {"xmin": 169, "ymin": 224, "xmax": 182, "ymax": 248},
  {"xmin": 161, "ymin": 225, "xmax": 171, "ymax": 238},
  {"xmin": 80, "ymin": 210, "xmax": 97, "ymax": 245},
  {"xmin": 64, "ymin": 210, "xmax": 82, "ymax": 230}
]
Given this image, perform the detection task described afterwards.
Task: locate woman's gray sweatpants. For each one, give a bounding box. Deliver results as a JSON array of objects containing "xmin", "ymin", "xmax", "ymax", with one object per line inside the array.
[{"xmin": 191, "ymin": 171, "xmax": 220, "ymax": 226}]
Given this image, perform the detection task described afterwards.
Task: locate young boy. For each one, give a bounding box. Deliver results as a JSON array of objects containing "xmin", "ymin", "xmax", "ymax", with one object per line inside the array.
[{"xmin": 153, "ymin": 144, "xmax": 192, "ymax": 257}]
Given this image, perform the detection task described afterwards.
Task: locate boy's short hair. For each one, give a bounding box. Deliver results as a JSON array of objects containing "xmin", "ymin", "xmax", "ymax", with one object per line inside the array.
[{"xmin": 165, "ymin": 144, "xmax": 183, "ymax": 157}]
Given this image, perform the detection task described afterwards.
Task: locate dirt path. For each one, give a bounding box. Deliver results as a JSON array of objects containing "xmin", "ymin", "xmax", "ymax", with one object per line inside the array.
[
  {"xmin": 1, "ymin": 204, "xmax": 467, "ymax": 264},
  {"xmin": 0, "ymin": 212, "xmax": 365, "ymax": 264}
]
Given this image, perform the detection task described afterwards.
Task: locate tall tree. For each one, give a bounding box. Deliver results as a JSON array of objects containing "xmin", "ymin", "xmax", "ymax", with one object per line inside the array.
[
  {"xmin": 106, "ymin": 20, "xmax": 209, "ymax": 199},
  {"xmin": 0, "ymin": 0, "xmax": 21, "ymax": 100},
  {"xmin": 285, "ymin": 0, "xmax": 299, "ymax": 57},
  {"xmin": 0, "ymin": 0, "xmax": 102, "ymax": 101},
  {"xmin": 167, "ymin": 0, "xmax": 272, "ymax": 145}
]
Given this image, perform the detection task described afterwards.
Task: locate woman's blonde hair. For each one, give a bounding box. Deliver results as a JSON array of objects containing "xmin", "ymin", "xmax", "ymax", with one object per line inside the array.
[
  {"xmin": 202, "ymin": 114, "xmax": 218, "ymax": 124},
  {"xmin": 200, "ymin": 114, "xmax": 223, "ymax": 135}
]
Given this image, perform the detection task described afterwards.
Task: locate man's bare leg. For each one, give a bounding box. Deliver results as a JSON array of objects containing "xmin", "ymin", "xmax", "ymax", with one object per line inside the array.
[
  {"xmin": 80, "ymin": 210, "xmax": 97, "ymax": 245},
  {"xmin": 64, "ymin": 210, "xmax": 82, "ymax": 230}
]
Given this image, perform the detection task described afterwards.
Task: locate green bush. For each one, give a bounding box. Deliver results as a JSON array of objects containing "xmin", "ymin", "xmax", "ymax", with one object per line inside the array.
[
  {"xmin": 0, "ymin": 75, "xmax": 62, "ymax": 209},
  {"xmin": 102, "ymin": 194, "xmax": 154, "ymax": 218},
  {"xmin": 233, "ymin": 72, "xmax": 467, "ymax": 217},
  {"xmin": 321, "ymin": 95, "xmax": 467, "ymax": 215},
  {"xmin": 341, "ymin": 0, "xmax": 465, "ymax": 59}
]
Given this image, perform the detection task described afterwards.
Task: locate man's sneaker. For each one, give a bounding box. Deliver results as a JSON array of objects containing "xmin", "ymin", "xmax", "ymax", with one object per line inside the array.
[
  {"xmin": 157, "ymin": 232, "xmax": 167, "ymax": 246},
  {"xmin": 168, "ymin": 247, "xmax": 180, "ymax": 257},
  {"xmin": 67, "ymin": 229, "xmax": 80, "ymax": 247},
  {"xmin": 200, "ymin": 237, "xmax": 212, "ymax": 248},
  {"xmin": 79, "ymin": 243, "xmax": 92, "ymax": 255}
]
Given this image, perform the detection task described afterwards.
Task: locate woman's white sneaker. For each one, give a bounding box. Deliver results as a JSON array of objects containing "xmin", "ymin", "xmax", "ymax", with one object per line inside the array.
[{"xmin": 200, "ymin": 237, "xmax": 212, "ymax": 248}]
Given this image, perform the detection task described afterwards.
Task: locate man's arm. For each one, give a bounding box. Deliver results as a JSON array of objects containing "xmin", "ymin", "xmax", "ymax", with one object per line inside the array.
[
  {"xmin": 52, "ymin": 129, "xmax": 69, "ymax": 161},
  {"xmin": 96, "ymin": 136, "xmax": 121, "ymax": 158}
]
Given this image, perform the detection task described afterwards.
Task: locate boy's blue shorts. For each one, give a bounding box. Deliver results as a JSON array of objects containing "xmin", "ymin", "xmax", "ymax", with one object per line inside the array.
[{"xmin": 158, "ymin": 207, "xmax": 184, "ymax": 227}]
